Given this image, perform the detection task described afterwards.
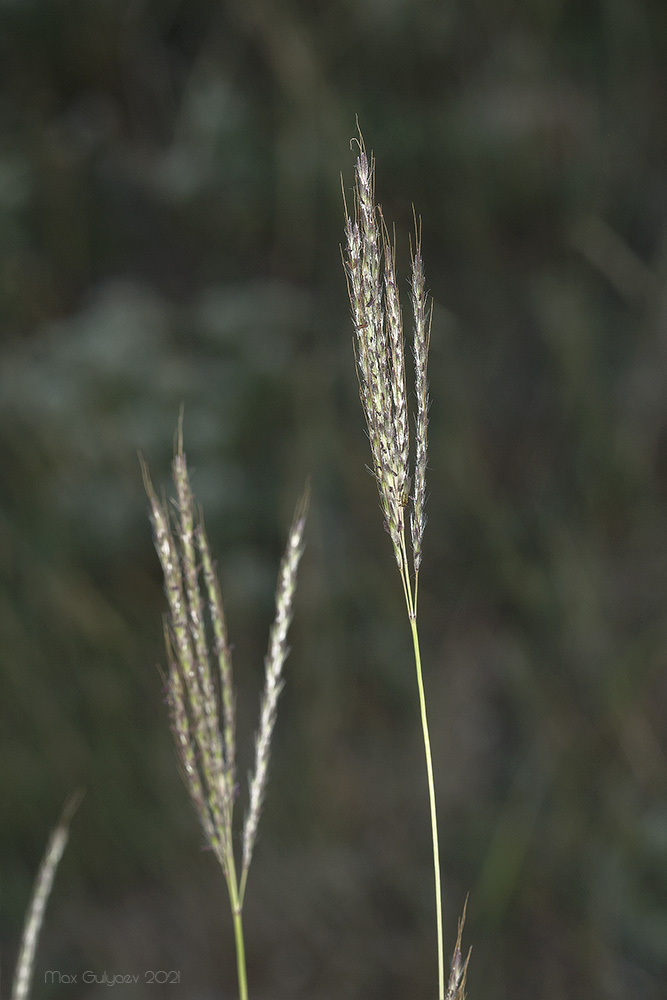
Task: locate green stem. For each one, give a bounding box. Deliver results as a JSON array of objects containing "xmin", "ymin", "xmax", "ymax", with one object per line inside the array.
[
  {"xmin": 225, "ymin": 857, "xmax": 249, "ymax": 1000},
  {"xmin": 232, "ymin": 906, "xmax": 248, "ymax": 1000},
  {"xmin": 408, "ymin": 611, "xmax": 444, "ymax": 1000}
]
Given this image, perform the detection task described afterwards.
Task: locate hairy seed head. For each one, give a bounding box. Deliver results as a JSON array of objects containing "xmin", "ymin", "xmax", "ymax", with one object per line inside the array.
[{"xmin": 343, "ymin": 132, "xmax": 431, "ymax": 576}]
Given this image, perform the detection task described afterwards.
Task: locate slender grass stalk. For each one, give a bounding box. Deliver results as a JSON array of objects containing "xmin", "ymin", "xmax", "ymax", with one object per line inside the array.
[
  {"xmin": 12, "ymin": 791, "xmax": 83, "ymax": 1000},
  {"xmin": 343, "ymin": 128, "xmax": 469, "ymax": 1000},
  {"xmin": 409, "ymin": 615, "xmax": 443, "ymax": 994},
  {"xmin": 143, "ymin": 422, "xmax": 307, "ymax": 1000}
]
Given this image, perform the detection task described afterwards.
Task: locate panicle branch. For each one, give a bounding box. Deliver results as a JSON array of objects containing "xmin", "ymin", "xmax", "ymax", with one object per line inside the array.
[
  {"xmin": 410, "ymin": 219, "xmax": 431, "ymax": 577},
  {"xmin": 142, "ymin": 444, "xmax": 233, "ymax": 872},
  {"xmin": 241, "ymin": 485, "xmax": 310, "ymax": 896}
]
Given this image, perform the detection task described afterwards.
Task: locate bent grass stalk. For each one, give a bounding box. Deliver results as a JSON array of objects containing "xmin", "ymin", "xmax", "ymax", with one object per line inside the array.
[
  {"xmin": 143, "ymin": 423, "xmax": 308, "ymax": 1000},
  {"xmin": 343, "ymin": 130, "xmax": 469, "ymax": 1000}
]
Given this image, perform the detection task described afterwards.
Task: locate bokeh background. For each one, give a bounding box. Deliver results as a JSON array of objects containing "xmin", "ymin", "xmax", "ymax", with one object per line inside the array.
[{"xmin": 2, "ymin": 1, "xmax": 667, "ymax": 998}]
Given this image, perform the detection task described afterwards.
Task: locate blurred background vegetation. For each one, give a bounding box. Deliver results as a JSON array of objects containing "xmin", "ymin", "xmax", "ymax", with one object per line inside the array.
[{"xmin": 2, "ymin": 0, "xmax": 667, "ymax": 997}]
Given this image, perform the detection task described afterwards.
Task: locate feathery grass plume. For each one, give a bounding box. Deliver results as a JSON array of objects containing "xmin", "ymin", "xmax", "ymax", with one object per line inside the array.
[
  {"xmin": 12, "ymin": 791, "xmax": 83, "ymax": 1000},
  {"xmin": 143, "ymin": 423, "xmax": 307, "ymax": 1000},
  {"xmin": 343, "ymin": 127, "xmax": 468, "ymax": 1000}
]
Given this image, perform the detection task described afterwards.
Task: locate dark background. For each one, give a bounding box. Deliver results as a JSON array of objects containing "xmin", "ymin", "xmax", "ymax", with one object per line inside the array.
[{"xmin": 2, "ymin": 1, "xmax": 667, "ymax": 998}]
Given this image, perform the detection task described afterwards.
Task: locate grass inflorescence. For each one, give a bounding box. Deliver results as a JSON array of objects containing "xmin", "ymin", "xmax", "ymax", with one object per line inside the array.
[
  {"xmin": 343, "ymin": 127, "xmax": 470, "ymax": 1000},
  {"xmin": 142, "ymin": 422, "xmax": 308, "ymax": 1000}
]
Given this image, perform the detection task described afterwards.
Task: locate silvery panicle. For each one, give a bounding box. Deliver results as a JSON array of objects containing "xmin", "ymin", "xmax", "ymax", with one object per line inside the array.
[
  {"xmin": 143, "ymin": 425, "xmax": 308, "ymax": 1000},
  {"xmin": 343, "ymin": 136, "xmax": 430, "ymax": 597}
]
